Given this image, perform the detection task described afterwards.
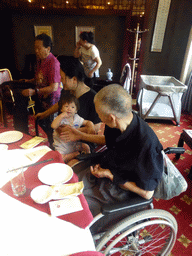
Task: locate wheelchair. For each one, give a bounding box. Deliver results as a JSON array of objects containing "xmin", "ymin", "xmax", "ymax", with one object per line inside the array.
[{"xmin": 71, "ymin": 148, "xmax": 182, "ymax": 256}]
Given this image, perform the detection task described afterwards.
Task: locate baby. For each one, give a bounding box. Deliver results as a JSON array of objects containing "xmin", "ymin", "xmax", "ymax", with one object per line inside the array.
[{"xmin": 51, "ymin": 91, "xmax": 93, "ymax": 164}]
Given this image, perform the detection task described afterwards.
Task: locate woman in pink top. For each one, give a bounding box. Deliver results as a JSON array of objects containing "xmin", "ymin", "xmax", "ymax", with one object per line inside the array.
[{"xmin": 13, "ymin": 33, "xmax": 61, "ymax": 148}]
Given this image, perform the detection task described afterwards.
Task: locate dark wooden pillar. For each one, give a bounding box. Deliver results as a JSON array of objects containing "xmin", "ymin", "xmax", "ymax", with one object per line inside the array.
[
  {"xmin": 121, "ymin": 11, "xmax": 132, "ymax": 70},
  {"xmin": 0, "ymin": 3, "xmax": 20, "ymax": 79}
]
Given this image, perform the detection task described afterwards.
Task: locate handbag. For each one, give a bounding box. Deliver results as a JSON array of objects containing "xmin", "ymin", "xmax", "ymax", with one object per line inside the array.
[{"xmin": 154, "ymin": 151, "xmax": 188, "ymax": 200}]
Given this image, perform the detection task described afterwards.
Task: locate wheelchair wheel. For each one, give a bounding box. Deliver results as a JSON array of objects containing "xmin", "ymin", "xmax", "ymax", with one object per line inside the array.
[{"xmin": 95, "ymin": 209, "xmax": 177, "ymax": 256}]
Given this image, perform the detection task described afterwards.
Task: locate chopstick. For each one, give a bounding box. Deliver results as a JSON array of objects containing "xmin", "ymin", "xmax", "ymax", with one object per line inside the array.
[{"xmin": 7, "ymin": 158, "xmax": 53, "ymax": 173}]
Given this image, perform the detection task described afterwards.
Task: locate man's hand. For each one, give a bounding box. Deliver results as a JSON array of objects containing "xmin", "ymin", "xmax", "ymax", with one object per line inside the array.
[
  {"xmin": 59, "ymin": 125, "xmax": 82, "ymax": 142},
  {"xmin": 90, "ymin": 164, "xmax": 113, "ymax": 180},
  {"xmin": 22, "ymin": 89, "xmax": 35, "ymax": 97}
]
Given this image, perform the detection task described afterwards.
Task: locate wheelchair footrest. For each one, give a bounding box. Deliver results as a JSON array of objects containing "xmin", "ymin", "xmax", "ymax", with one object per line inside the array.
[{"xmin": 101, "ymin": 193, "xmax": 153, "ymax": 215}]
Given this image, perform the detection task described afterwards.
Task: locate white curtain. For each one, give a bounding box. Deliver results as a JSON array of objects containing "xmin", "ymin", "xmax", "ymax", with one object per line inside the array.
[{"xmin": 182, "ymin": 70, "xmax": 192, "ymax": 114}]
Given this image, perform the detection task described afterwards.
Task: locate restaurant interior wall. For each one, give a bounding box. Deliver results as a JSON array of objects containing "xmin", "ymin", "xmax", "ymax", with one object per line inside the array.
[
  {"xmin": 2, "ymin": 0, "xmax": 191, "ymax": 90},
  {"xmin": 0, "ymin": 3, "xmax": 136, "ymax": 82},
  {"xmin": 137, "ymin": 0, "xmax": 192, "ymax": 92},
  {"xmin": 0, "ymin": 6, "xmax": 17, "ymax": 78}
]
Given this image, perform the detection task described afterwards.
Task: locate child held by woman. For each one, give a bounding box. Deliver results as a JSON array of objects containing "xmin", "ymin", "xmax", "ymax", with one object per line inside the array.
[{"xmin": 51, "ymin": 91, "xmax": 94, "ymax": 165}]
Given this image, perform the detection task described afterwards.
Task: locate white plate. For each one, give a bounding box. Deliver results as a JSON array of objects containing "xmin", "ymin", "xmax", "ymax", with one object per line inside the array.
[
  {"xmin": 0, "ymin": 131, "xmax": 23, "ymax": 144},
  {"xmin": 30, "ymin": 185, "xmax": 53, "ymax": 204},
  {"xmin": 0, "ymin": 144, "xmax": 8, "ymax": 150},
  {"xmin": 38, "ymin": 163, "xmax": 73, "ymax": 185}
]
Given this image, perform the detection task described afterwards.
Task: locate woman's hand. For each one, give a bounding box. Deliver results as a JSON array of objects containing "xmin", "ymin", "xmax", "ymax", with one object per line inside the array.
[
  {"xmin": 76, "ymin": 41, "xmax": 81, "ymax": 48},
  {"xmin": 22, "ymin": 88, "xmax": 35, "ymax": 97},
  {"xmin": 82, "ymin": 120, "xmax": 96, "ymax": 135},
  {"xmin": 88, "ymin": 70, "xmax": 94, "ymax": 78},
  {"xmin": 74, "ymin": 41, "xmax": 82, "ymax": 58},
  {"xmin": 35, "ymin": 103, "xmax": 59, "ymax": 120},
  {"xmin": 86, "ymin": 125, "xmax": 96, "ymax": 135},
  {"xmin": 34, "ymin": 112, "xmax": 47, "ymax": 120},
  {"xmin": 90, "ymin": 164, "xmax": 113, "ymax": 180},
  {"xmin": 19, "ymin": 78, "xmax": 35, "ymax": 83}
]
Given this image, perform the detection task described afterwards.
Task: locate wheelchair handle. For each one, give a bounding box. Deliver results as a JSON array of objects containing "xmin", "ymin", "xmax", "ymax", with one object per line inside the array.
[{"xmin": 164, "ymin": 147, "xmax": 185, "ymax": 155}]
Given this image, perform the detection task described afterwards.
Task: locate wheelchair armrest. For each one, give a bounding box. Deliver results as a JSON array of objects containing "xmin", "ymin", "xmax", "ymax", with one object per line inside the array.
[
  {"xmin": 164, "ymin": 147, "xmax": 185, "ymax": 155},
  {"xmin": 76, "ymin": 152, "xmax": 98, "ymax": 161},
  {"xmin": 76, "ymin": 145, "xmax": 107, "ymax": 162},
  {"xmin": 71, "ymin": 160, "xmax": 91, "ymax": 174},
  {"xmin": 101, "ymin": 193, "xmax": 153, "ymax": 215},
  {"xmin": 76, "ymin": 151, "xmax": 105, "ymax": 165}
]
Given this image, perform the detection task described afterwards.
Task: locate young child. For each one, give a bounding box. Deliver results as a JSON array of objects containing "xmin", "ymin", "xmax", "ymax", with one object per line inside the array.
[{"xmin": 51, "ymin": 91, "xmax": 93, "ymax": 164}]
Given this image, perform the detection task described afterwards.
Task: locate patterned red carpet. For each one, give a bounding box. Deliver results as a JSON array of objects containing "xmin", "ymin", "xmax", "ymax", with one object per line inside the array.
[
  {"xmin": 147, "ymin": 113, "xmax": 192, "ymax": 256},
  {"xmin": 0, "ymin": 113, "xmax": 47, "ymax": 138},
  {"xmin": 1, "ymin": 111, "xmax": 192, "ymax": 255}
]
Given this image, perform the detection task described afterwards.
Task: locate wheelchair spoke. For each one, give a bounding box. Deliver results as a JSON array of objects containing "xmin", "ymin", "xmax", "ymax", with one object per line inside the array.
[
  {"xmin": 98, "ymin": 220, "xmax": 175, "ymax": 255},
  {"xmin": 96, "ymin": 209, "xmax": 177, "ymax": 256}
]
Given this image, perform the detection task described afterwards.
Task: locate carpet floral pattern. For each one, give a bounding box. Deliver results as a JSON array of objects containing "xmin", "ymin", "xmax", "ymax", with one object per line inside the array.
[{"xmin": 1, "ymin": 112, "xmax": 192, "ymax": 255}]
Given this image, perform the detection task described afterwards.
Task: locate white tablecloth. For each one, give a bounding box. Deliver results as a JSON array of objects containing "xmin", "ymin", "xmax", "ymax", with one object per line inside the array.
[
  {"xmin": 0, "ymin": 147, "xmax": 96, "ymax": 256},
  {"xmin": 0, "ymin": 146, "xmax": 51, "ymax": 188},
  {"xmin": 0, "ymin": 191, "xmax": 95, "ymax": 256}
]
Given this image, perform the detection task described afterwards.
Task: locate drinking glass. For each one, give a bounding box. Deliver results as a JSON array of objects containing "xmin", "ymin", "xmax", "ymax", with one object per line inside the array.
[{"xmin": 10, "ymin": 168, "xmax": 26, "ymax": 197}]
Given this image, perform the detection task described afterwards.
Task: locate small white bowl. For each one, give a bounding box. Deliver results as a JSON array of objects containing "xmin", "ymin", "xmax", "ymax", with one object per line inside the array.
[
  {"xmin": 0, "ymin": 144, "xmax": 8, "ymax": 150},
  {"xmin": 30, "ymin": 185, "xmax": 53, "ymax": 204}
]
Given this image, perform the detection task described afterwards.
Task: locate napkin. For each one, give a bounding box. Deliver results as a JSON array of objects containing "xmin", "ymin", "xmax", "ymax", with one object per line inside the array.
[
  {"xmin": 49, "ymin": 197, "xmax": 83, "ymax": 216},
  {"xmin": 51, "ymin": 181, "xmax": 84, "ymax": 199},
  {"xmin": 30, "ymin": 182, "xmax": 84, "ymax": 204},
  {"xmin": 25, "ymin": 147, "xmax": 51, "ymax": 161},
  {"xmin": 20, "ymin": 136, "xmax": 47, "ymax": 149}
]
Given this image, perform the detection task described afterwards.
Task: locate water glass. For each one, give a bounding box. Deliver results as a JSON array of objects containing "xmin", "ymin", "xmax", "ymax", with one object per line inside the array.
[{"xmin": 10, "ymin": 168, "xmax": 26, "ymax": 197}]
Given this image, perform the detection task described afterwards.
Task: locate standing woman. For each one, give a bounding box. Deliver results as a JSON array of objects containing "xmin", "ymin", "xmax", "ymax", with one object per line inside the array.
[{"xmin": 74, "ymin": 31, "xmax": 102, "ymax": 88}]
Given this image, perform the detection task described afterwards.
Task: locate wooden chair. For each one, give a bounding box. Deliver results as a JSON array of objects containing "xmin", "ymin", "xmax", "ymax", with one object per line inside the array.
[
  {"xmin": 27, "ymin": 96, "xmax": 35, "ymax": 115},
  {"xmin": 0, "ymin": 68, "xmax": 35, "ymax": 127},
  {"xmin": 0, "ymin": 69, "xmax": 14, "ymax": 126}
]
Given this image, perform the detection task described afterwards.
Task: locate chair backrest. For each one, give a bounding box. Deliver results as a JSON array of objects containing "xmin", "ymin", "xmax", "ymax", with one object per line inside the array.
[
  {"xmin": 120, "ymin": 63, "xmax": 131, "ymax": 93},
  {"xmin": 0, "ymin": 69, "xmax": 15, "ymax": 105},
  {"xmin": 0, "ymin": 69, "xmax": 13, "ymax": 85},
  {"xmin": 0, "ymin": 69, "xmax": 13, "ymax": 124}
]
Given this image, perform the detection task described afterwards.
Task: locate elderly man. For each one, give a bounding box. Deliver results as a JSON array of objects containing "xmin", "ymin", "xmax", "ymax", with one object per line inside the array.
[
  {"xmin": 13, "ymin": 33, "xmax": 61, "ymax": 146},
  {"xmin": 61, "ymin": 84, "xmax": 164, "ymax": 216}
]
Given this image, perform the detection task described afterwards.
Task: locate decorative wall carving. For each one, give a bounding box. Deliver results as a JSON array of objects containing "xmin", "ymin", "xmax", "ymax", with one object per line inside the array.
[{"xmin": 3, "ymin": 0, "xmax": 145, "ymax": 15}]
